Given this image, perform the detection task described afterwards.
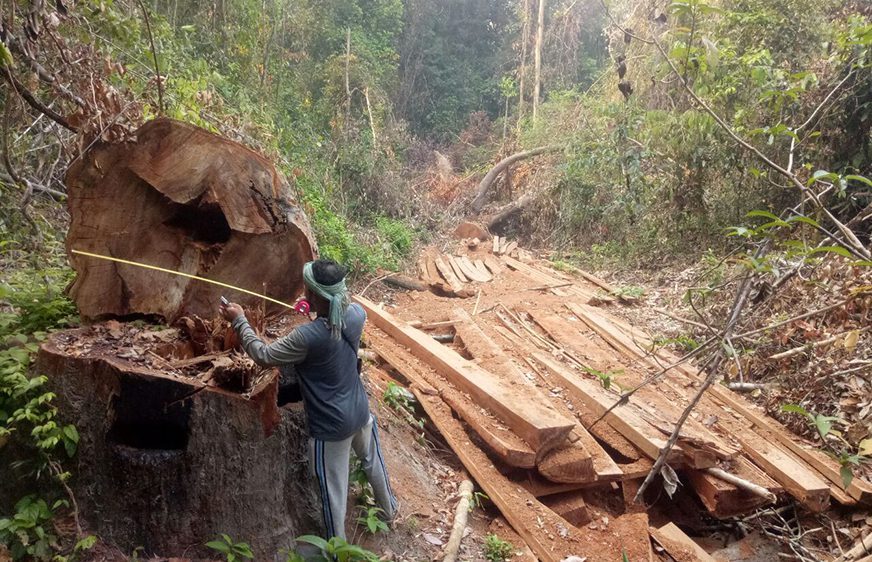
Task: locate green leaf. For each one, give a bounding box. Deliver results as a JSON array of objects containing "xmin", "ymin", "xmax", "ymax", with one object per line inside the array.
[
  {"xmin": 74, "ymin": 535, "xmax": 97, "ymax": 552},
  {"xmin": 845, "ymin": 175, "xmax": 872, "ymax": 188},
  {"xmin": 62, "ymin": 425, "xmax": 79, "ymax": 443},
  {"xmin": 785, "ymin": 215, "xmax": 820, "ymax": 228},
  {"xmin": 0, "ymin": 41, "xmax": 12, "ymax": 67},
  {"xmin": 205, "ymin": 541, "xmax": 231, "ymax": 554},
  {"xmin": 841, "ymin": 464, "xmax": 854, "ymax": 489},
  {"xmin": 233, "ymin": 543, "xmax": 254, "ymax": 559},
  {"xmin": 781, "ymin": 404, "xmax": 811, "ymax": 418},
  {"xmin": 295, "ymin": 535, "xmax": 330, "ymax": 551},
  {"xmin": 813, "ymin": 414, "xmax": 833, "ymax": 438},
  {"xmin": 809, "ymin": 246, "xmax": 854, "ymax": 259},
  {"xmin": 746, "ymin": 210, "xmax": 780, "ymax": 221}
]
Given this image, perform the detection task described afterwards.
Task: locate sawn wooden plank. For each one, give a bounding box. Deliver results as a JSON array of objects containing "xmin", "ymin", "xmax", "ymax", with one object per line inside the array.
[{"xmin": 355, "ymin": 296, "xmax": 575, "ymax": 453}]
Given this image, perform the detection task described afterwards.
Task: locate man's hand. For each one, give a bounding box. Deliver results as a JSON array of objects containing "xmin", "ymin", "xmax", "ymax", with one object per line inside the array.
[{"xmin": 219, "ymin": 301, "xmax": 244, "ymax": 322}]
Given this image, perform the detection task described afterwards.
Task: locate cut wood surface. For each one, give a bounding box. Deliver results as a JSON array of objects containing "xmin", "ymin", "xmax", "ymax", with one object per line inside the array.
[
  {"xmin": 687, "ymin": 458, "xmax": 781, "ymax": 518},
  {"xmin": 541, "ymin": 491, "xmax": 591, "ymax": 526},
  {"xmin": 66, "ymin": 118, "xmax": 316, "ymax": 321},
  {"xmin": 356, "ymin": 296, "xmax": 575, "ymax": 453},
  {"xmin": 369, "ymin": 332, "xmax": 537, "ymax": 468},
  {"xmin": 528, "ymin": 309, "xmax": 738, "ymax": 463},
  {"xmin": 447, "ymin": 255, "xmax": 470, "ymax": 283},
  {"xmin": 492, "ymin": 235, "xmax": 502, "ymax": 254},
  {"xmin": 458, "ymin": 255, "xmax": 491, "ymax": 282},
  {"xmin": 410, "ymin": 388, "xmax": 652, "ymax": 562},
  {"xmin": 453, "ymin": 309, "xmax": 622, "ymax": 482},
  {"xmin": 473, "ymin": 259, "xmax": 494, "ymax": 281},
  {"xmin": 503, "ymin": 255, "xmax": 601, "ymax": 303},
  {"xmin": 564, "ymin": 301, "xmax": 837, "ymax": 511},
  {"xmin": 433, "ymin": 256, "xmax": 470, "ymax": 296},
  {"xmin": 650, "ymin": 523, "xmax": 716, "ymax": 562},
  {"xmin": 532, "ymin": 352, "xmax": 689, "ymax": 465},
  {"xmin": 492, "ymin": 323, "xmax": 647, "ymax": 464},
  {"xmin": 536, "ymin": 435, "xmax": 595, "ymax": 483}
]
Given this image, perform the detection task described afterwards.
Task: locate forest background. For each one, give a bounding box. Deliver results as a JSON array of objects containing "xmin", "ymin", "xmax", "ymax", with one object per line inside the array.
[{"xmin": 1, "ymin": 0, "xmax": 871, "ymax": 558}]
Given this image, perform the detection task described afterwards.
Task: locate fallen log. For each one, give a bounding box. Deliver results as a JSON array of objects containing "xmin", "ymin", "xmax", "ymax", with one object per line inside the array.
[
  {"xmin": 66, "ymin": 118, "xmax": 316, "ymax": 322},
  {"xmin": 487, "ymin": 189, "xmax": 540, "ymax": 232},
  {"xmin": 382, "ymin": 274, "xmax": 428, "ymax": 292},
  {"xmin": 470, "ymin": 145, "xmax": 562, "ymax": 212},
  {"xmin": 442, "ymin": 479, "xmax": 474, "ymax": 562}
]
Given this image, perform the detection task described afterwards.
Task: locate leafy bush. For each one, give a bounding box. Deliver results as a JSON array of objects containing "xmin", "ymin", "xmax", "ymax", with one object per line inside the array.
[
  {"xmin": 288, "ymin": 535, "xmax": 379, "ymax": 562},
  {"xmin": 0, "ymin": 496, "xmax": 64, "ymax": 560},
  {"xmin": 206, "ymin": 534, "xmax": 254, "ymax": 562},
  {"xmin": 483, "ymin": 534, "xmax": 514, "ymax": 562}
]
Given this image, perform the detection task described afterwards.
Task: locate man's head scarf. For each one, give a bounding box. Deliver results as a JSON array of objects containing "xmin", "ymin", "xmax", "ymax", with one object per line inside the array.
[{"xmin": 302, "ymin": 261, "xmax": 349, "ymax": 340}]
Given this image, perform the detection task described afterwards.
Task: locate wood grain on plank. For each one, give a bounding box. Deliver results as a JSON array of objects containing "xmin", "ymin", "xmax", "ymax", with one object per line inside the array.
[{"xmin": 356, "ymin": 296, "xmax": 575, "ymax": 453}]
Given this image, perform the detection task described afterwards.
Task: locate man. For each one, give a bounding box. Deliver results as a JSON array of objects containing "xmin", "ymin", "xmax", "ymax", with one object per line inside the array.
[{"xmin": 219, "ymin": 259, "xmax": 397, "ymax": 541}]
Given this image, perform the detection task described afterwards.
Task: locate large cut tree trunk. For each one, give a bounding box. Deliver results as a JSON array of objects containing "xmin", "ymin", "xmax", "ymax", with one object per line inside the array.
[
  {"xmin": 65, "ymin": 118, "xmax": 316, "ymax": 322},
  {"xmin": 35, "ymin": 326, "xmax": 320, "ymax": 559}
]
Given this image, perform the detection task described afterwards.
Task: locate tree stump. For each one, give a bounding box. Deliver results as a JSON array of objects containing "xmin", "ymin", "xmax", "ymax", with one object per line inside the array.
[
  {"xmin": 65, "ymin": 118, "xmax": 316, "ymax": 322},
  {"xmin": 36, "ymin": 325, "xmax": 321, "ymax": 559},
  {"xmin": 39, "ymin": 120, "xmax": 325, "ymax": 558}
]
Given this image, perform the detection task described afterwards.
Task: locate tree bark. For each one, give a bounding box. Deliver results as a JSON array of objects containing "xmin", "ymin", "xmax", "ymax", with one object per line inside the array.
[
  {"xmin": 532, "ymin": 0, "xmax": 545, "ymax": 122},
  {"xmin": 442, "ymin": 479, "xmax": 474, "ymax": 562},
  {"xmin": 33, "ymin": 328, "xmax": 320, "ymax": 560},
  {"xmin": 517, "ymin": 0, "xmax": 530, "ymax": 127},
  {"xmin": 470, "ymin": 145, "xmax": 560, "ymax": 212},
  {"xmin": 65, "ymin": 118, "xmax": 316, "ymax": 322},
  {"xmin": 486, "ymin": 189, "xmax": 540, "ymax": 232}
]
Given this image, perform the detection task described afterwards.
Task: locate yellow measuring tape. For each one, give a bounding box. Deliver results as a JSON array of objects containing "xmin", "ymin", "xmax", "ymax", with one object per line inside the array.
[{"xmin": 71, "ymin": 249, "xmax": 295, "ymax": 310}]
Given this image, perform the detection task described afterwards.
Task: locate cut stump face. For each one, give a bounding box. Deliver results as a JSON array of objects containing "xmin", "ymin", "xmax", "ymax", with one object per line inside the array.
[{"xmin": 65, "ymin": 118, "xmax": 316, "ymax": 322}]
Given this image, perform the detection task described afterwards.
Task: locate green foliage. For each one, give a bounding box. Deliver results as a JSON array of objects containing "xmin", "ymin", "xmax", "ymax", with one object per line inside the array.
[
  {"xmin": 355, "ymin": 506, "xmax": 389, "ymax": 535},
  {"xmin": 205, "ymin": 534, "xmax": 254, "ymax": 562},
  {"xmin": 52, "ymin": 535, "xmax": 98, "ymax": 562},
  {"xmin": 583, "ymin": 366, "xmax": 623, "ymax": 391},
  {"xmin": 780, "ymin": 404, "xmax": 869, "ymax": 488},
  {"xmin": 470, "ymin": 491, "xmax": 489, "ymax": 512},
  {"xmin": 382, "ymin": 381, "xmax": 423, "ymax": 430},
  {"xmin": 292, "ymin": 535, "xmax": 379, "ymax": 562},
  {"xmin": 483, "ymin": 534, "xmax": 514, "ymax": 562},
  {"xmin": 349, "ymin": 457, "xmax": 374, "ymax": 505},
  {"xmin": 654, "ymin": 334, "xmax": 700, "ymax": 353},
  {"xmin": 0, "ymin": 496, "xmax": 66, "ymax": 561}
]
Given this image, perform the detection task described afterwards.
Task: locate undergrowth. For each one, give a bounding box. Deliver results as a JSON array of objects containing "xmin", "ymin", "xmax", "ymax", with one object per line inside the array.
[{"xmin": 0, "ymin": 234, "xmax": 84, "ymax": 561}]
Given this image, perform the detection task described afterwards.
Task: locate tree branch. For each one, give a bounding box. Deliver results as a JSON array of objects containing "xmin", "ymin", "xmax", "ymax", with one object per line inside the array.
[{"xmin": 1, "ymin": 67, "xmax": 77, "ymax": 132}]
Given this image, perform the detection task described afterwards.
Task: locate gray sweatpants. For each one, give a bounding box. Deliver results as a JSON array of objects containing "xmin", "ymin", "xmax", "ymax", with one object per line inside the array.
[{"xmin": 308, "ymin": 413, "xmax": 397, "ymax": 540}]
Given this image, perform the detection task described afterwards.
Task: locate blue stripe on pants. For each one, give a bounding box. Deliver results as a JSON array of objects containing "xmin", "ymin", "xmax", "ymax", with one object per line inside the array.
[
  {"xmin": 314, "ymin": 440, "xmax": 336, "ymax": 538},
  {"xmin": 370, "ymin": 416, "xmax": 397, "ymax": 512}
]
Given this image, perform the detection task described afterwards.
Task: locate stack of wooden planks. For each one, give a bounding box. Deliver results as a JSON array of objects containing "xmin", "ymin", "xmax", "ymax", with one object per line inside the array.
[
  {"xmin": 359, "ymin": 242, "xmax": 872, "ymax": 561},
  {"xmin": 416, "ymin": 250, "xmax": 503, "ymax": 297}
]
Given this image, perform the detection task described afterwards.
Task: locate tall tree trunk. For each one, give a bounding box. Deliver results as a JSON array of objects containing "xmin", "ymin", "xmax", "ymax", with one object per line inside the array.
[
  {"xmin": 532, "ymin": 0, "xmax": 545, "ymax": 122},
  {"xmin": 517, "ymin": 0, "xmax": 530, "ymax": 126},
  {"xmin": 344, "ymin": 27, "xmax": 352, "ymax": 141}
]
